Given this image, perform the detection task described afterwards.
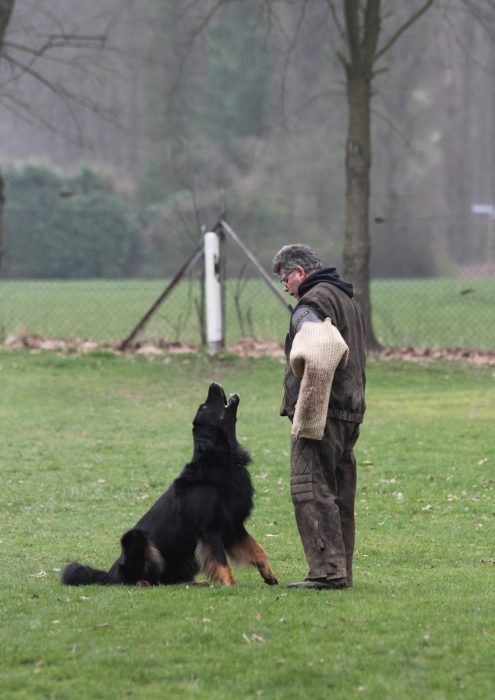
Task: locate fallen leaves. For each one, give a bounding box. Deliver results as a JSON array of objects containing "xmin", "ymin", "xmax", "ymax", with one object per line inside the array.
[
  {"xmin": 379, "ymin": 347, "xmax": 495, "ymax": 366},
  {"xmin": 5, "ymin": 335, "xmax": 495, "ymax": 365},
  {"xmin": 242, "ymin": 633, "xmax": 265, "ymax": 644}
]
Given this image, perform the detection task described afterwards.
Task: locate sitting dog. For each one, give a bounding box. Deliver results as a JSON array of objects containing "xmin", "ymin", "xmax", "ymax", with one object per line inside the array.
[{"xmin": 61, "ymin": 383, "xmax": 278, "ymax": 587}]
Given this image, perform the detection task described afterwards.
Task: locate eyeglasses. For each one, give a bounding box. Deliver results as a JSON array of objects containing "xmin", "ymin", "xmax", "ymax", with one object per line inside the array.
[{"xmin": 279, "ymin": 270, "xmax": 294, "ymax": 285}]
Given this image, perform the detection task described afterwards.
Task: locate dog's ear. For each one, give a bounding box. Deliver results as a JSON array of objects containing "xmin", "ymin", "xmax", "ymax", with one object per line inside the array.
[{"xmin": 228, "ymin": 393, "xmax": 240, "ymax": 408}]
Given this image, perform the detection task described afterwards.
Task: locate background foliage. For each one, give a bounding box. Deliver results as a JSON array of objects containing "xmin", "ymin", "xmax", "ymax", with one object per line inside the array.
[
  {"xmin": 2, "ymin": 2, "xmax": 495, "ymax": 279},
  {"xmin": 3, "ymin": 165, "xmax": 138, "ymax": 278}
]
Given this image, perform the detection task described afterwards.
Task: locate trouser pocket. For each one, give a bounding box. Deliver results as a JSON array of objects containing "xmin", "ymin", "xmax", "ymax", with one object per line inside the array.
[{"xmin": 290, "ymin": 474, "xmax": 313, "ymax": 504}]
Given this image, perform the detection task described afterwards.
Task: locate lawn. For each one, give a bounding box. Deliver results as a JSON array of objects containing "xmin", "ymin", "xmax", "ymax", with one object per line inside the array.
[
  {"xmin": 0, "ymin": 349, "xmax": 493, "ymax": 699},
  {"xmin": 1, "ymin": 276, "xmax": 494, "ymax": 349}
]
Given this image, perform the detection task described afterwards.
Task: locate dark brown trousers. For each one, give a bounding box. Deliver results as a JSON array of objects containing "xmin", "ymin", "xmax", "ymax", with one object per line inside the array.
[{"xmin": 290, "ymin": 419, "xmax": 360, "ymax": 585}]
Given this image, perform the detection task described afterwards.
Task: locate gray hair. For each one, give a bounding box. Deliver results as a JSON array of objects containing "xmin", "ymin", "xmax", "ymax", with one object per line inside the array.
[{"xmin": 272, "ymin": 244, "xmax": 322, "ymax": 274}]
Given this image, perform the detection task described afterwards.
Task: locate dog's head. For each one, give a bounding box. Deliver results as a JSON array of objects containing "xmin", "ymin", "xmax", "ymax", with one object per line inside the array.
[{"xmin": 192, "ymin": 383, "xmax": 240, "ymax": 457}]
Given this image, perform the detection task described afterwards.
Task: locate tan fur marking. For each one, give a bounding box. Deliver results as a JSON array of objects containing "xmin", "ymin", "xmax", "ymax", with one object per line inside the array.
[
  {"xmin": 215, "ymin": 565, "xmax": 236, "ymax": 586},
  {"xmin": 195, "ymin": 541, "xmax": 236, "ymax": 586}
]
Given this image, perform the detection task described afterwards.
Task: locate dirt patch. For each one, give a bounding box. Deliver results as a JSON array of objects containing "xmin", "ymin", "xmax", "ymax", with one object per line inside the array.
[
  {"xmin": 3, "ymin": 335, "xmax": 495, "ymax": 365},
  {"xmin": 3, "ymin": 334, "xmax": 287, "ymax": 360},
  {"xmin": 378, "ymin": 346, "xmax": 495, "ymax": 366}
]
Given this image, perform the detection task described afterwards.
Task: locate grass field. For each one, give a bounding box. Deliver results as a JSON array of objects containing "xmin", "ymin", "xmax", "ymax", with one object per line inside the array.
[
  {"xmin": 0, "ymin": 349, "xmax": 493, "ymax": 699},
  {"xmin": 1, "ymin": 276, "xmax": 494, "ymax": 349}
]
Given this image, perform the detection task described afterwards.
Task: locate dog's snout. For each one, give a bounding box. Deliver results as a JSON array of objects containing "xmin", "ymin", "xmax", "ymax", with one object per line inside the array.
[{"xmin": 206, "ymin": 382, "xmax": 228, "ymax": 407}]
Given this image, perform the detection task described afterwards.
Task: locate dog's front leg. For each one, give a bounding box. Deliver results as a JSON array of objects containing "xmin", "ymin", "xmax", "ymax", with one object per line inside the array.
[
  {"xmin": 195, "ymin": 537, "xmax": 236, "ymax": 586},
  {"xmin": 228, "ymin": 532, "xmax": 278, "ymax": 585}
]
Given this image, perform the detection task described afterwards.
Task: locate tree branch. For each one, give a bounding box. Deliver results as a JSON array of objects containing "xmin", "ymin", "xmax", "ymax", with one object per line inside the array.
[
  {"xmin": 186, "ymin": 0, "xmax": 245, "ymax": 43},
  {"xmin": 324, "ymin": 0, "xmax": 346, "ymax": 42},
  {"xmin": 344, "ymin": 0, "xmax": 362, "ymax": 70},
  {"xmin": 371, "ymin": 105, "xmax": 417, "ymax": 154},
  {"xmin": 280, "ymin": 0, "xmax": 309, "ymax": 118},
  {"xmin": 1, "ymin": 91, "xmax": 88, "ymax": 145},
  {"xmin": 259, "ymin": 88, "xmax": 344, "ymax": 133},
  {"xmin": 374, "ymin": 0, "xmax": 436, "ymax": 65},
  {"xmin": 3, "ymin": 51, "xmax": 120, "ymax": 126}
]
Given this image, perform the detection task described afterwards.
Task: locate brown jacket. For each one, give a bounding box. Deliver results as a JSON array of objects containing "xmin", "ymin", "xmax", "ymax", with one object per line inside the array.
[{"xmin": 281, "ymin": 281, "xmax": 366, "ymax": 423}]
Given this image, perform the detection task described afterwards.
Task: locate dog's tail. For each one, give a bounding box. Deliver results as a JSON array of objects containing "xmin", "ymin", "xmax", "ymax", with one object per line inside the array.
[
  {"xmin": 60, "ymin": 529, "xmax": 165, "ymax": 587},
  {"xmin": 61, "ymin": 562, "xmax": 111, "ymax": 586}
]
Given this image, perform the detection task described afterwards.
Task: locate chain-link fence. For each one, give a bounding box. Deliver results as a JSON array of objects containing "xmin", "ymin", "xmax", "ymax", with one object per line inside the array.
[{"xmin": 1, "ymin": 222, "xmax": 494, "ymax": 351}]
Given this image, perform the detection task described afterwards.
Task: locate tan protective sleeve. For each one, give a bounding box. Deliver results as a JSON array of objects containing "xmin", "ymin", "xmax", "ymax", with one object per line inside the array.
[{"xmin": 289, "ymin": 318, "xmax": 349, "ymax": 440}]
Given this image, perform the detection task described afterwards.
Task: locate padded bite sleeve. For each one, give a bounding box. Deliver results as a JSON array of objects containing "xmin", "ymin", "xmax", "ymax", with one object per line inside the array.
[{"xmin": 289, "ymin": 318, "xmax": 349, "ymax": 440}]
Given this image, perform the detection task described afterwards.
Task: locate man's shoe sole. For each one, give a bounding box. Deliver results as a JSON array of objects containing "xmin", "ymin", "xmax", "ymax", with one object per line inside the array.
[{"xmin": 287, "ymin": 580, "xmax": 347, "ymax": 590}]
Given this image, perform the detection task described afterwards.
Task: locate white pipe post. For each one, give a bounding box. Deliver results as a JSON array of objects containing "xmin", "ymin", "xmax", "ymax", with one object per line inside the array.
[{"xmin": 204, "ymin": 231, "xmax": 224, "ymax": 355}]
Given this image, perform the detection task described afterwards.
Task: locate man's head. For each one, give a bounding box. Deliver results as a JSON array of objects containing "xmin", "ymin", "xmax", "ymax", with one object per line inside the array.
[{"xmin": 272, "ymin": 244, "xmax": 322, "ymax": 298}]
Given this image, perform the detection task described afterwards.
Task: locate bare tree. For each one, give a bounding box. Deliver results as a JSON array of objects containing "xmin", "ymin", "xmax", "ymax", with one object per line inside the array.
[
  {"xmin": 181, "ymin": 0, "xmax": 438, "ymax": 348},
  {"xmin": 336, "ymin": 1, "xmax": 435, "ymax": 348},
  {"xmin": 0, "ymin": 0, "xmax": 118, "ymax": 270}
]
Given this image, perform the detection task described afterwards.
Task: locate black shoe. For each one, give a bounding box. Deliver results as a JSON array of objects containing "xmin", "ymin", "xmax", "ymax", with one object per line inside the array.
[{"xmin": 288, "ymin": 577, "xmax": 348, "ymax": 590}]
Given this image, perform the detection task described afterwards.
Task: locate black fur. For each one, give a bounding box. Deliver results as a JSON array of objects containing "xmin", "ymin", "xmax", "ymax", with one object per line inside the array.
[{"xmin": 61, "ymin": 383, "xmax": 277, "ymax": 587}]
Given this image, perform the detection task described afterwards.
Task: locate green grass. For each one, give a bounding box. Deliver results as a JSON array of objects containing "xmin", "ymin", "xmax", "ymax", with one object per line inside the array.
[
  {"xmin": 1, "ymin": 276, "xmax": 494, "ymax": 349},
  {"xmin": 0, "ymin": 350, "xmax": 493, "ymax": 699},
  {"xmin": 371, "ymin": 277, "xmax": 494, "ymax": 349}
]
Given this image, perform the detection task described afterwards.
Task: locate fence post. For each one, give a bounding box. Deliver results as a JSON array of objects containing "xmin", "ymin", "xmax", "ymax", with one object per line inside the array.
[{"xmin": 204, "ymin": 230, "xmax": 224, "ymax": 355}]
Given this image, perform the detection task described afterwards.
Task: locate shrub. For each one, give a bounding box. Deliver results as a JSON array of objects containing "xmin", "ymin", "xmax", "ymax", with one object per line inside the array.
[{"xmin": 3, "ymin": 164, "xmax": 138, "ymax": 278}]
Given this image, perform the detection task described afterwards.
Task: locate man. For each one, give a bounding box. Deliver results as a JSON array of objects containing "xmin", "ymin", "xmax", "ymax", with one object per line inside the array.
[{"xmin": 273, "ymin": 244, "xmax": 366, "ymax": 590}]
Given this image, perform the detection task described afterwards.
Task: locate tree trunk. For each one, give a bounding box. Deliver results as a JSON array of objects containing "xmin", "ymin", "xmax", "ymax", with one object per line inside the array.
[
  {"xmin": 343, "ymin": 72, "xmax": 381, "ymax": 350},
  {"xmin": 0, "ymin": 0, "xmax": 16, "ymax": 273},
  {"xmin": 0, "ymin": 168, "xmax": 4, "ymax": 271},
  {"xmin": 0, "ymin": 0, "xmax": 14, "ymax": 41}
]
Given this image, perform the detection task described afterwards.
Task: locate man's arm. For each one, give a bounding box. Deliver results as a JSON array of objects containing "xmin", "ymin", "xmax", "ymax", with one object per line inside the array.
[{"xmin": 291, "ymin": 305, "xmax": 323, "ymax": 334}]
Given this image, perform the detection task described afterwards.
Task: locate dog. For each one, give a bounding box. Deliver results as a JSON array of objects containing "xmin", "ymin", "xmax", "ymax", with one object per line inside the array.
[{"xmin": 61, "ymin": 383, "xmax": 278, "ymax": 587}]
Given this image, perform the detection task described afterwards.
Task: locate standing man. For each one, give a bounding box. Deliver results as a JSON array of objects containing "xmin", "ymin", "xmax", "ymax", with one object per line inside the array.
[{"xmin": 273, "ymin": 244, "xmax": 366, "ymax": 590}]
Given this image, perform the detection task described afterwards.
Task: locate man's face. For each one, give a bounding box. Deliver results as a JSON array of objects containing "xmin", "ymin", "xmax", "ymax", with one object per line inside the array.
[{"xmin": 279, "ymin": 266, "xmax": 307, "ymax": 298}]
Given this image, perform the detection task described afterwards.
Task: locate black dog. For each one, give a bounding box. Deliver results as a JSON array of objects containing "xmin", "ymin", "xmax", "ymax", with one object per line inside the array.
[{"xmin": 61, "ymin": 383, "xmax": 277, "ymax": 587}]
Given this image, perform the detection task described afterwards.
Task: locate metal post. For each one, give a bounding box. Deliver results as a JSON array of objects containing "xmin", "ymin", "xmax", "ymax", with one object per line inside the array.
[
  {"xmin": 204, "ymin": 231, "xmax": 224, "ymax": 355},
  {"xmin": 217, "ymin": 219, "xmax": 291, "ymax": 312},
  {"xmin": 119, "ymin": 245, "xmax": 203, "ymax": 351}
]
